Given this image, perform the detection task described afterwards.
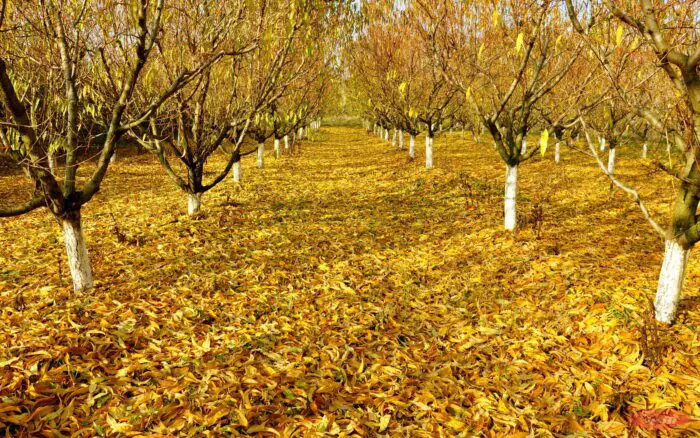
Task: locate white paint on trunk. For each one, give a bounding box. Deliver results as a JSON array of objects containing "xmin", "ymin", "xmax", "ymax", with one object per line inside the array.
[
  {"xmin": 504, "ymin": 164, "xmax": 518, "ymax": 231},
  {"xmin": 409, "ymin": 135, "xmax": 416, "ymax": 159},
  {"xmin": 187, "ymin": 193, "xmax": 201, "ymax": 215},
  {"xmin": 600, "ymin": 137, "xmax": 606, "ymax": 152},
  {"xmin": 520, "ymin": 139, "xmax": 527, "ymax": 155},
  {"xmin": 384, "ymin": 128, "xmax": 389, "ymax": 142},
  {"xmin": 642, "ymin": 143, "xmax": 647, "ymax": 159},
  {"xmin": 48, "ymin": 153, "xmax": 57, "ymax": 175},
  {"xmin": 425, "ymin": 136, "xmax": 433, "ymax": 169},
  {"xmin": 274, "ymin": 139, "xmax": 280, "ymax": 159},
  {"xmin": 555, "ymin": 142, "xmax": 561, "ymax": 163},
  {"xmin": 257, "ymin": 143, "xmax": 264, "ymax": 169},
  {"xmin": 607, "ymin": 147, "xmax": 616, "ymax": 175},
  {"xmin": 392, "ymin": 128, "xmax": 397, "ymax": 147},
  {"xmin": 62, "ymin": 213, "xmax": 93, "ymax": 292},
  {"xmin": 110, "ymin": 150, "xmax": 116, "ymax": 164},
  {"xmin": 398, "ymin": 130, "xmax": 404, "ymax": 150},
  {"xmin": 284, "ymin": 135, "xmax": 290, "ymax": 152},
  {"xmin": 654, "ymin": 239, "xmax": 690, "ymax": 324},
  {"xmin": 233, "ymin": 159, "xmax": 242, "ymax": 183},
  {"xmin": 299, "ymin": 127, "xmax": 304, "ymax": 140}
]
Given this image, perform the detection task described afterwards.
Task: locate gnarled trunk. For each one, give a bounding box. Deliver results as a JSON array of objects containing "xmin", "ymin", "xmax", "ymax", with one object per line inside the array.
[
  {"xmin": 62, "ymin": 210, "xmax": 93, "ymax": 292},
  {"xmin": 504, "ymin": 164, "xmax": 518, "ymax": 231},
  {"xmin": 654, "ymin": 239, "xmax": 690, "ymax": 324},
  {"xmin": 409, "ymin": 135, "xmax": 416, "ymax": 159},
  {"xmin": 187, "ymin": 192, "xmax": 201, "ymax": 216},
  {"xmin": 257, "ymin": 143, "xmax": 264, "ymax": 169},
  {"xmin": 425, "ymin": 135, "xmax": 433, "ymax": 169}
]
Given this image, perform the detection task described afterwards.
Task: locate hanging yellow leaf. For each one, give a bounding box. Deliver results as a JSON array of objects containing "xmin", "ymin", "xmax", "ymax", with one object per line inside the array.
[
  {"xmin": 540, "ymin": 129, "xmax": 549, "ymax": 156},
  {"xmin": 398, "ymin": 82, "xmax": 407, "ymax": 96},
  {"xmin": 555, "ymin": 35, "xmax": 563, "ymax": 51},
  {"xmin": 615, "ymin": 24, "xmax": 624, "ymax": 47},
  {"xmin": 515, "ymin": 33, "xmax": 524, "ymax": 54},
  {"xmin": 631, "ymin": 36, "xmax": 640, "ymax": 50}
]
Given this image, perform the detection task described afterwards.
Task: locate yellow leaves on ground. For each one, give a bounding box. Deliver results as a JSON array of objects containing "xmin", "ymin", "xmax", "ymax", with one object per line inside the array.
[{"xmin": 0, "ymin": 127, "xmax": 698, "ymax": 436}]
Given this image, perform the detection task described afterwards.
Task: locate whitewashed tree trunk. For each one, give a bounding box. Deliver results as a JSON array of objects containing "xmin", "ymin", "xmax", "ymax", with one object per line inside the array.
[
  {"xmin": 600, "ymin": 137, "xmax": 606, "ymax": 152},
  {"xmin": 607, "ymin": 147, "xmax": 616, "ymax": 175},
  {"xmin": 555, "ymin": 142, "xmax": 561, "ymax": 163},
  {"xmin": 409, "ymin": 135, "xmax": 416, "ymax": 159},
  {"xmin": 187, "ymin": 192, "xmax": 201, "ymax": 216},
  {"xmin": 398, "ymin": 130, "xmax": 404, "ymax": 150},
  {"xmin": 299, "ymin": 127, "xmax": 304, "ymax": 140},
  {"xmin": 654, "ymin": 240, "xmax": 690, "ymax": 324},
  {"xmin": 257, "ymin": 143, "xmax": 264, "ymax": 169},
  {"xmin": 642, "ymin": 143, "xmax": 648, "ymax": 159},
  {"xmin": 48, "ymin": 152, "xmax": 57, "ymax": 175},
  {"xmin": 62, "ymin": 212, "xmax": 93, "ymax": 292},
  {"xmin": 425, "ymin": 136, "xmax": 433, "ymax": 169},
  {"xmin": 392, "ymin": 129, "xmax": 397, "ymax": 147},
  {"xmin": 284, "ymin": 135, "xmax": 290, "ymax": 152},
  {"xmin": 274, "ymin": 139, "xmax": 280, "ymax": 159},
  {"xmin": 384, "ymin": 128, "xmax": 389, "ymax": 142},
  {"xmin": 110, "ymin": 150, "xmax": 117, "ymax": 164},
  {"xmin": 520, "ymin": 139, "xmax": 527, "ymax": 155},
  {"xmin": 504, "ymin": 164, "xmax": 518, "ymax": 231},
  {"xmin": 233, "ymin": 159, "xmax": 242, "ymax": 183}
]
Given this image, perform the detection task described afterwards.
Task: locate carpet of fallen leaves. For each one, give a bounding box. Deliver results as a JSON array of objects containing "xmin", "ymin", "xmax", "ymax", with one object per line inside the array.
[{"xmin": 1, "ymin": 127, "xmax": 699, "ymax": 437}]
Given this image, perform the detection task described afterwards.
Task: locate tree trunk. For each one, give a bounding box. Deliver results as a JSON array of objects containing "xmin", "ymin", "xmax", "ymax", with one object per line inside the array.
[
  {"xmin": 520, "ymin": 139, "xmax": 527, "ymax": 155},
  {"xmin": 654, "ymin": 239, "xmax": 690, "ymax": 324},
  {"xmin": 187, "ymin": 192, "xmax": 201, "ymax": 216},
  {"xmin": 384, "ymin": 128, "xmax": 389, "ymax": 142},
  {"xmin": 284, "ymin": 135, "xmax": 290, "ymax": 153},
  {"xmin": 110, "ymin": 149, "xmax": 117, "ymax": 164},
  {"xmin": 607, "ymin": 147, "xmax": 616, "ymax": 175},
  {"xmin": 409, "ymin": 135, "xmax": 416, "ymax": 159},
  {"xmin": 233, "ymin": 158, "xmax": 242, "ymax": 183},
  {"xmin": 274, "ymin": 139, "xmax": 280, "ymax": 159},
  {"xmin": 48, "ymin": 152, "xmax": 57, "ymax": 175},
  {"xmin": 600, "ymin": 137, "xmax": 606, "ymax": 152},
  {"xmin": 398, "ymin": 130, "xmax": 404, "ymax": 150},
  {"xmin": 504, "ymin": 164, "xmax": 518, "ymax": 231},
  {"xmin": 299, "ymin": 127, "xmax": 304, "ymax": 140},
  {"xmin": 642, "ymin": 143, "xmax": 648, "ymax": 159},
  {"xmin": 257, "ymin": 142, "xmax": 264, "ymax": 169},
  {"xmin": 62, "ymin": 210, "xmax": 93, "ymax": 292},
  {"xmin": 555, "ymin": 142, "xmax": 561, "ymax": 164},
  {"xmin": 392, "ymin": 128, "xmax": 397, "ymax": 147},
  {"xmin": 425, "ymin": 135, "xmax": 433, "ymax": 169}
]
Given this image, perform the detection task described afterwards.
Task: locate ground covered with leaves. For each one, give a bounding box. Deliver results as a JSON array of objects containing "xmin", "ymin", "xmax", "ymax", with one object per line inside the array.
[{"xmin": 1, "ymin": 127, "xmax": 699, "ymax": 436}]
